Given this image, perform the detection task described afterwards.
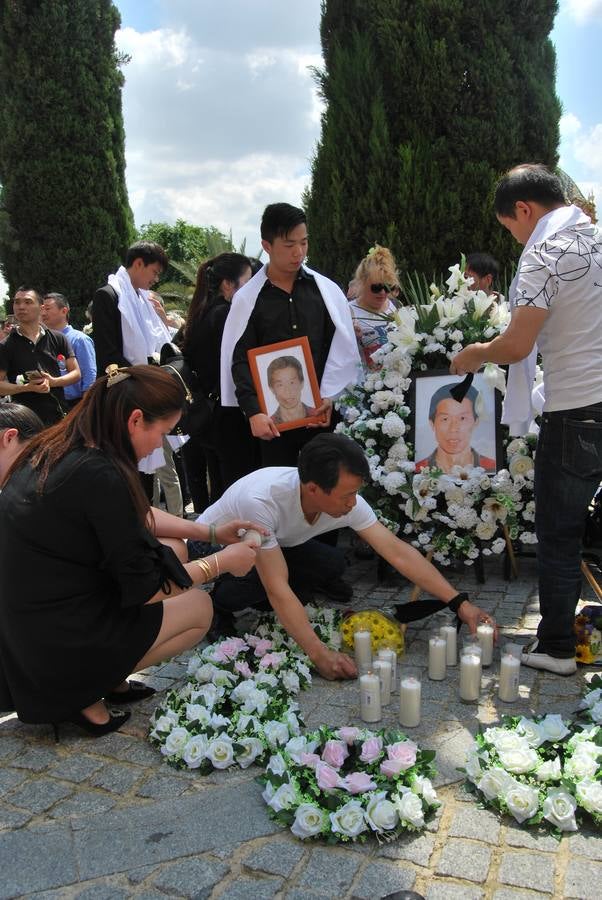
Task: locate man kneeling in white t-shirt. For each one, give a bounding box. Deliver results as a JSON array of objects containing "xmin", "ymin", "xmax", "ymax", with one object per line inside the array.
[{"xmin": 197, "ymin": 433, "xmax": 495, "ymax": 680}]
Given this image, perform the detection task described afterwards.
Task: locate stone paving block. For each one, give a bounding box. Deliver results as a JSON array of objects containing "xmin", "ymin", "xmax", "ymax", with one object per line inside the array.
[
  {"xmin": 0, "ymin": 767, "xmax": 27, "ymax": 797},
  {"xmin": 7, "ymin": 777, "xmax": 73, "ymax": 813},
  {"xmin": 84, "ymin": 732, "xmax": 138, "ymax": 758},
  {"xmin": 74, "ymin": 780, "xmax": 280, "ymax": 878},
  {"xmin": 10, "ymin": 746, "xmax": 58, "ymax": 772},
  {"xmin": 498, "ymin": 850, "xmax": 555, "ymax": 893},
  {"xmin": 426, "ymin": 883, "xmax": 484, "ymax": 900},
  {"xmin": 448, "ymin": 804, "xmax": 501, "ymax": 843},
  {"xmin": 49, "ymin": 790, "xmax": 118, "ymax": 819},
  {"xmin": 0, "ymin": 826, "xmax": 77, "ymax": 897},
  {"xmin": 379, "ymin": 831, "xmax": 435, "ymax": 867},
  {"xmin": 90, "ymin": 762, "xmax": 144, "ymax": 794},
  {"xmin": 296, "ymin": 846, "xmax": 362, "ymax": 895},
  {"xmin": 435, "ymin": 838, "xmax": 492, "ymax": 883},
  {"xmin": 73, "ymin": 884, "xmax": 130, "ymax": 899},
  {"xmin": 47, "ymin": 755, "xmax": 104, "ymax": 783},
  {"xmin": 127, "ymin": 864, "xmax": 158, "ymax": 885},
  {"xmin": 136, "ymin": 773, "xmax": 191, "ymax": 800},
  {"xmin": 492, "ymin": 890, "xmax": 550, "ymax": 900},
  {"xmin": 563, "ymin": 857, "xmax": 602, "ymax": 899},
  {"xmin": 243, "ymin": 839, "xmax": 305, "ymax": 877},
  {"xmin": 568, "ymin": 829, "xmax": 602, "ymax": 861},
  {"xmin": 218, "ymin": 876, "xmax": 283, "ymax": 899},
  {"xmin": 0, "ymin": 735, "xmax": 25, "ymax": 759},
  {"xmin": 153, "ymin": 856, "xmax": 229, "ymax": 897},
  {"xmin": 504, "ymin": 823, "xmax": 561, "ymax": 853},
  {"xmin": 0, "ymin": 805, "xmax": 32, "ymax": 829},
  {"xmin": 351, "ymin": 860, "xmax": 416, "ymax": 898},
  {"xmin": 117, "ymin": 741, "xmax": 163, "ymax": 766}
]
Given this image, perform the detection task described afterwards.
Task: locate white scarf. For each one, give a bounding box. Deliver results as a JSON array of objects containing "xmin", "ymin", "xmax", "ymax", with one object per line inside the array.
[
  {"xmin": 501, "ymin": 204, "xmax": 589, "ymax": 435},
  {"xmin": 219, "ymin": 264, "xmax": 361, "ymax": 407},
  {"xmin": 108, "ymin": 266, "xmax": 172, "ymax": 365}
]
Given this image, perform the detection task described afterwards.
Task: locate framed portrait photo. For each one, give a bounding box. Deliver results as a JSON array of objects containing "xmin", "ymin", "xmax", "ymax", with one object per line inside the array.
[
  {"xmin": 412, "ymin": 370, "xmax": 503, "ymax": 474},
  {"xmin": 247, "ymin": 336, "xmax": 323, "ymax": 432}
]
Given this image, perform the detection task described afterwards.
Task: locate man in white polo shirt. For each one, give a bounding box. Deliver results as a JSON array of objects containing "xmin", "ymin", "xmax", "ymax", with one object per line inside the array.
[
  {"xmin": 198, "ymin": 433, "xmax": 495, "ymax": 680},
  {"xmin": 451, "ymin": 163, "xmax": 602, "ymax": 675}
]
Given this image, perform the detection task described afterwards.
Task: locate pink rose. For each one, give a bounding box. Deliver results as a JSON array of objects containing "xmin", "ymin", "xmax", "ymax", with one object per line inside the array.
[
  {"xmin": 386, "ymin": 740, "xmax": 417, "ymax": 771},
  {"xmin": 380, "ymin": 757, "xmax": 406, "ymax": 778},
  {"xmin": 359, "ymin": 736, "xmax": 383, "ymax": 764},
  {"xmin": 259, "ymin": 652, "xmax": 286, "ymax": 670},
  {"xmin": 234, "ymin": 660, "xmax": 253, "ymax": 678},
  {"xmin": 342, "ymin": 771, "xmax": 377, "ymax": 794},
  {"xmin": 245, "ymin": 634, "xmax": 260, "ymax": 648},
  {"xmin": 300, "ymin": 752, "xmax": 320, "ymax": 769},
  {"xmin": 338, "ymin": 727, "xmax": 361, "ymax": 745},
  {"xmin": 315, "ymin": 761, "xmax": 343, "ymax": 791},
  {"xmin": 219, "ymin": 638, "xmax": 248, "ymax": 659},
  {"xmin": 253, "ymin": 639, "xmax": 273, "ymax": 658},
  {"xmin": 321, "ymin": 739, "xmax": 349, "ymax": 769}
]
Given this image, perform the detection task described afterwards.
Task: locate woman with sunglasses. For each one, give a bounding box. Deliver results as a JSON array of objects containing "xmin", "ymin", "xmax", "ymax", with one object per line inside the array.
[{"xmin": 349, "ymin": 245, "xmax": 400, "ymax": 370}]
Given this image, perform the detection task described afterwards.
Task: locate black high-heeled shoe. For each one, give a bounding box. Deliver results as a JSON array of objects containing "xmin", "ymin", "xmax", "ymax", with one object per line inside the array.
[{"xmin": 52, "ymin": 709, "xmax": 130, "ymax": 742}]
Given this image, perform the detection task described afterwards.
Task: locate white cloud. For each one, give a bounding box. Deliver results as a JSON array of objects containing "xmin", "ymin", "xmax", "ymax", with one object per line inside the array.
[
  {"xmin": 563, "ymin": 0, "xmax": 602, "ymax": 23},
  {"xmin": 573, "ymin": 122, "xmax": 602, "ymax": 170},
  {"xmin": 559, "ymin": 112, "xmax": 581, "ymax": 138}
]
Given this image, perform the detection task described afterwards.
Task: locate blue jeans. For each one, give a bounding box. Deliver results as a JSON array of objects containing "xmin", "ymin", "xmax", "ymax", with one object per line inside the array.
[{"xmin": 535, "ymin": 403, "xmax": 602, "ymax": 656}]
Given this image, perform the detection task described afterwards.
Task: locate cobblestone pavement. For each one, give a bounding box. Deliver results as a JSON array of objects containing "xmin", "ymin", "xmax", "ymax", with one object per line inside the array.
[{"xmin": 1, "ymin": 546, "xmax": 601, "ymax": 899}]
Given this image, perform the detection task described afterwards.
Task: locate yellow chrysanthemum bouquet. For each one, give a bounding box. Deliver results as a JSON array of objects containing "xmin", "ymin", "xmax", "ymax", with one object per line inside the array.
[{"xmin": 341, "ymin": 609, "xmax": 404, "ymax": 655}]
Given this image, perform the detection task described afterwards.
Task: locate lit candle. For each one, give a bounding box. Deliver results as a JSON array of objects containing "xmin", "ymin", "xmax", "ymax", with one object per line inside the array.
[
  {"xmin": 476, "ymin": 623, "xmax": 494, "ymax": 667},
  {"xmin": 459, "ymin": 645, "xmax": 482, "ymax": 702},
  {"xmin": 439, "ymin": 623, "xmax": 457, "ymax": 666},
  {"xmin": 428, "ymin": 632, "xmax": 447, "ymax": 681},
  {"xmin": 498, "ymin": 644, "xmax": 521, "ymax": 703},
  {"xmin": 399, "ymin": 676, "xmax": 421, "ymax": 728},
  {"xmin": 359, "ymin": 671, "xmax": 381, "ymax": 723},
  {"xmin": 353, "ymin": 630, "xmax": 372, "ymax": 672},
  {"xmin": 373, "ymin": 659, "xmax": 392, "ymax": 706},
  {"xmin": 377, "ymin": 648, "xmax": 397, "ymax": 689}
]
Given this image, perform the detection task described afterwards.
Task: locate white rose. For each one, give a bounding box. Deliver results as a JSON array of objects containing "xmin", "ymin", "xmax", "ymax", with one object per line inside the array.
[
  {"xmin": 509, "ymin": 454, "xmax": 534, "ymax": 477},
  {"xmin": 240, "ymin": 688, "xmax": 269, "ymax": 716},
  {"xmin": 503, "ymin": 781, "xmax": 540, "ymax": 824},
  {"xmin": 393, "ymin": 787, "xmax": 425, "ymax": 828},
  {"xmin": 213, "ymin": 670, "xmax": 237, "ymax": 688},
  {"xmin": 285, "ymin": 710, "xmax": 301, "ymax": 735},
  {"xmin": 236, "ymin": 737, "xmax": 265, "ymax": 769},
  {"xmin": 268, "ymin": 782, "xmax": 297, "ymax": 813},
  {"xmin": 329, "ymin": 800, "xmax": 368, "ymax": 838},
  {"xmin": 477, "ymin": 767, "xmax": 515, "ymax": 801},
  {"xmin": 211, "ymin": 713, "xmax": 231, "ymax": 729},
  {"xmin": 194, "ymin": 662, "xmax": 220, "ymax": 682},
  {"xmin": 230, "ymin": 680, "xmax": 256, "ymax": 702},
  {"xmin": 591, "ymin": 701, "xmax": 602, "ymax": 724},
  {"xmin": 565, "ymin": 750, "xmax": 599, "ymax": 780},
  {"xmin": 498, "ymin": 747, "xmax": 540, "ymax": 775},
  {"xmin": 535, "ymin": 757, "xmax": 562, "ymax": 782},
  {"xmin": 580, "ymin": 688, "xmax": 602, "ymax": 710},
  {"xmin": 516, "ymin": 718, "xmax": 546, "ymax": 749},
  {"xmin": 365, "ymin": 792, "xmax": 399, "ymax": 832},
  {"xmin": 161, "ymin": 726, "xmax": 191, "ymax": 757},
  {"xmin": 411, "ymin": 775, "xmax": 439, "ymax": 806},
  {"xmin": 575, "ymin": 778, "xmax": 602, "ymax": 816},
  {"xmin": 282, "ymin": 670, "xmax": 300, "ymax": 694},
  {"xmin": 291, "ymin": 803, "xmax": 327, "ymax": 839},
  {"xmin": 182, "ymin": 734, "xmax": 209, "ymax": 768},
  {"xmin": 464, "ymin": 749, "xmax": 486, "ymax": 783},
  {"xmin": 194, "ymin": 683, "xmax": 221, "ymax": 709},
  {"xmin": 542, "ymin": 788, "xmax": 578, "ymax": 832},
  {"xmin": 285, "ymin": 735, "xmax": 315, "ymax": 763},
  {"xmin": 538, "ymin": 714, "xmax": 571, "ymax": 743},
  {"xmin": 206, "ymin": 736, "xmax": 235, "ymax": 769},
  {"xmin": 263, "ymin": 720, "xmax": 290, "ymax": 749},
  {"xmin": 266, "ymin": 752, "xmax": 287, "ymax": 776},
  {"xmin": 185, "ymin": 704, "xmax": 211, "ymax": 726},
  {"xmin": 255, "ymin": 671, "xmax": 278, "ymax": 688},
  {"xmin": 152, "ymin": 710, "xmax": 179, "ymax": 732},
  {"xmin": 485, "ymin": 727, "xmax": 530, "ymax": 753}
]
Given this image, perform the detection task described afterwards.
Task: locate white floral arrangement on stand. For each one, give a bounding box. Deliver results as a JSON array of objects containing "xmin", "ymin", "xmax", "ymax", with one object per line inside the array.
[
  {"xmin": 336, "ymin": 261, "xmax": 537, "ymax": 566},
  {"xmin": 463, "ymin": 715, "xmax": 602, "ymax": 835},
  {"xmin": 258, "ymin": 726, "xmax": 440, "ymax": 843},
  {"xmin": 577, "ymin": 674, "xmax": 602, "ymax": 725}
]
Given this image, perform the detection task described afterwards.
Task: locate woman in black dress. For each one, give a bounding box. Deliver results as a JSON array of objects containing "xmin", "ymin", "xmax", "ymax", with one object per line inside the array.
[
  {"xmin": 182, "ymin": 253, "xmax": 260, "ymax": 510},
  {"xmin": 0, "ymin": 365, "xmax": 260, "ymax": 737}
]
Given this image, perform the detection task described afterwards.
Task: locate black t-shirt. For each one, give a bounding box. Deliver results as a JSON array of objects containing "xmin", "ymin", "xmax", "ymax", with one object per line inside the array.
[
  {"xmin": 231, "ymin": 270, "xmax": 335, "ymax": 417},
  {"xmin": 0, "ymin": 327, "xmax": 73, "ymax": 425}
]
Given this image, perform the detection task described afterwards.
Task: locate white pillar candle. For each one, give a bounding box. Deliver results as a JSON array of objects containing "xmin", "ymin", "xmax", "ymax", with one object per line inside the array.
[
  {"xmin": 377, "ymin": 648, "xmax": 397, "ymax": 689},
  {"xmin": 476, "ymin": 623, "xmax": 494, "ymax": 667},
  {"xmin": 399, "ymin": 676, "xmax": 421, "ymax": 728},
  {"xmin": 459, "ymin": 649, "xmax": 482, "ymax": 702},
  {"xmin": 439, "ymin": 624, "xmax": 457, "ymax": 666},
  {"xmin": 428, "ymin": 633, "xmax": 447, "ymax": 681},
  {"xmin": 243, "ymin": 528, "xmax": 263, "ymax": 548},
  {"xmin": 354, "ymin": 630, "xmax": 372, "ymax": 672},
  {"xmin": 498, "ymin": 644, "xmax": 521, "ymax": 703},
  {"xmin": 359, "ymin": 671, "xmax": 381, "ymax": 723},
  {"xmin": 373, "ymin": 659, "xmax": 392, "ymax": 706}
]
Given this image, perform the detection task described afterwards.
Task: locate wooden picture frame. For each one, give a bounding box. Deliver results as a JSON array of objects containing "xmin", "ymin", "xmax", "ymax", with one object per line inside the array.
[
  {"xmin": 411, "ymin": 369, "xmax": 503, "ymax": 473},
  {"xmin": 247, "ymin": 336, "xmax": 323, "ymax": 432}
]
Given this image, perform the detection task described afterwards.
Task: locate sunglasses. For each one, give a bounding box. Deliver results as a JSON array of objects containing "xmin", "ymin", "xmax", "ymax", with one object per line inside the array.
[{"xmin": 370, "ymin": 283, "xmax": 393, "ymax": 294}]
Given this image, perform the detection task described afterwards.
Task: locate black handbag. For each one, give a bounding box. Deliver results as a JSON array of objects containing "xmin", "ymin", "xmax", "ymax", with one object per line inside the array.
[{"xmin": 160, "ymin": 343, "xmax": 215, "ymax": 439}]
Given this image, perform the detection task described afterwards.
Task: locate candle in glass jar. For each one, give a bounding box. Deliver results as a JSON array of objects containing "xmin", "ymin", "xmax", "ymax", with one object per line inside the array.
[
  {"xmin": 377, "ymin": 648, "xmax": 397, "ymax": 689},
  {"xmin": 399, "ymin": 676, "xmax": 421, "ymax": 727},
  {"xmin": 459, "ymin": 647, "xmax": 482, "ymax": 702},
  {"xmin": 476, "ymin": 623, "xmax": 494, "ymax": 666},
  {"xmin": 498, "ymin": 644, "xmax": 521, "ymax": 702},
  {"xmin": 428, "ymin": 633, "xmax": 447, "ymax": 680},
  {"xmin": 373, "ymin": 659, "xmax": 392, "ymax": 706},
  {"xmin": 439, "ymin": 623, "xmax": 457, "ymax": 666},
  {"xmin": 359, "ymin": 671, "xmax": 381, "ymax": 722},
  {"xmin": 354, "ymin": 630, "xmax": 372, "ymax": 672}
]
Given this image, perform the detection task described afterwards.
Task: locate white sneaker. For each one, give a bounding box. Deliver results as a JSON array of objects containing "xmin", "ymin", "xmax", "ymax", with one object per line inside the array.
[{"xmin": 521, "ymin": 640, "xmax": 577, "ymax": 676}]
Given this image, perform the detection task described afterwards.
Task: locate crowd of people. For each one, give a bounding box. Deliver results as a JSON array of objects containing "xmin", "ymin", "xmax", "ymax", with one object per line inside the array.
[{"xmin": 0, "ymin": 162, "xmax": 599, "ymax": 739}]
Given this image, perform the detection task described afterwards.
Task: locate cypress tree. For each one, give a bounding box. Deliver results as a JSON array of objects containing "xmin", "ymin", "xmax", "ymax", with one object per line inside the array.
[
  {"xmin": 306, "ymin": 0, "xmax": 561, "ymax": 285},
  {"xmin": 0, "ymin": 0, "xmax": 134, "ymax": 320}
]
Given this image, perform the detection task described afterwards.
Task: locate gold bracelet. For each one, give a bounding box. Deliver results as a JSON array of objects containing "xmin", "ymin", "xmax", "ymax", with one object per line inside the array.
[
  {"xmin": 195, "ymin": 558, "xmax": 212, "ymax": 582},
  {"xmin": 213, "ymin": 553, "xmax": 220, "ymax": 578}
]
